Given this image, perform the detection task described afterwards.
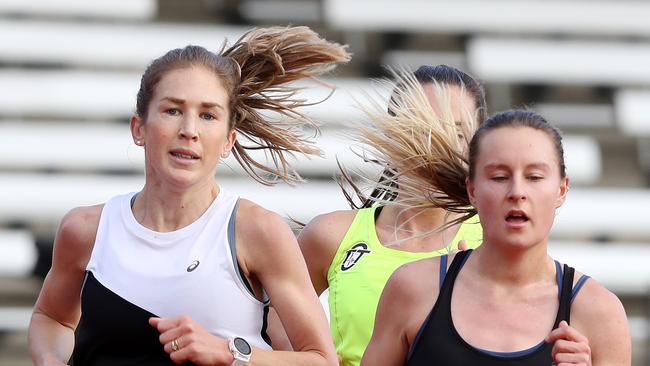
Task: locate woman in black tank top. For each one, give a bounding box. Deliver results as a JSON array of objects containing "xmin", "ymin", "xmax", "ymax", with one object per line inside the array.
[{"xmin": 362, "ymin": 110, "xmax": 631, "ymax": 366}]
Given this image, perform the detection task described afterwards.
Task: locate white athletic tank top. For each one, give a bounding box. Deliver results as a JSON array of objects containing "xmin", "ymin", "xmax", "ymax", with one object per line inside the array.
[{"xmin": 85, "ymin": 189, "xmax": 271, "ymax": 349}]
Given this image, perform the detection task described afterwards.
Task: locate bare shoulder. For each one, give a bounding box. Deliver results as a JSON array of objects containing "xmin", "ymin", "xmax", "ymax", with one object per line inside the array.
[
  {"xmin": 300, "ymin": 209, "xmax": 357, "ymax": 244},
  {"xmin": 381, "ymin": 257, "xmax": 441, "ymax": 337},
  {"xmin": 32, "ymin": 204, "xmax": 103, "ymax": 328},
  {"xmin": 385, "ymin": 257, "xmax": 440, "ymax": 306},
  {"xmin": 368, "ymin": 256, "xmax": 441, "ymax": 362},
  {"xmin": 570, "ymin": 274, "xmax": 631, "ymax": 363},
  {"xmin": 54, "ymin": 204, "xmax": 104, "ymax": 268},
  {"xmin": 298, "ymin": 209, "xmax": 357, "ymax": 257},
  {"xmin": 235, "ymin": 199, "xmax": 292, "ymax": 249},
  {"xmin": 234, "ymin": 199, "xmax": 303, "ymax": 273},
  {"xmin": 571, "ymin": 275, "xmax": 628, "ymax": 329}
]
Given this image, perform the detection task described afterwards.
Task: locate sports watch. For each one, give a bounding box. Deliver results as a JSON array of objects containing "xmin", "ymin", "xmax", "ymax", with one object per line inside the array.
[{"xmin": 229, "ymin": 337, "xmax": 252, "ymax": 365}]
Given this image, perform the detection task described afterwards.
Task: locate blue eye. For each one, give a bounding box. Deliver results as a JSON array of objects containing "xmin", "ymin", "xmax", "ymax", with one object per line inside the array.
[{"xmin": 201, "ymin": 112, "xmax": 216, "ymax": 121}]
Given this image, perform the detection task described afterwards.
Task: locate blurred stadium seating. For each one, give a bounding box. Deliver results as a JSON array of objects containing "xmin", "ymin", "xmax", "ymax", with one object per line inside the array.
[{"xmin": 1, "ymin": 1, "xmax": 649, "ymax": 364}]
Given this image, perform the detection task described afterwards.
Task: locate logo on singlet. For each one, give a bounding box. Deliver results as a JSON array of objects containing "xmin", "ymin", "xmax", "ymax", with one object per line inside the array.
[
  {"xmin": 186, "ymin": 260, "xmax": 200, "ymax": 272},
  {"xmin": 341, "ymin": 242, "xmax": 371, "ymax": 271}
]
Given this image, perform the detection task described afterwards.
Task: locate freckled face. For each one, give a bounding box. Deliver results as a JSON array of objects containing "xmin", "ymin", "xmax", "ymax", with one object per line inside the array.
[
  {"xmin": 467, "ymin": 126, "xmax": 568, "ymax": 249},
  {"xmin": 131, "ymin": 66, "xmax": 236, "ymax": 189}
]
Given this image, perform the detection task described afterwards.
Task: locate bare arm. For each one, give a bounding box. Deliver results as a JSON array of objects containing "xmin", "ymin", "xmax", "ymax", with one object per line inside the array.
[
  {"xmin": 361, "ymin": 258, "xmax": 440, "ymax": 366},
  {"xmin": 297, "ymin": 210, "xmax": 357, "ymax": 295},
  {"xmin": 563, "ymin": 278, "xmax": 631, "ymax": 366},
  {"xmin": 267, "ymin": 210, "xmax": 356, "ymax": 351},
  {"xmin": 244, "ymin": 204, "xmax": 338, "ymax": 365},
  {"xmin": 28, "ymin": 205, "xmax": 101, "ymax": 366}
]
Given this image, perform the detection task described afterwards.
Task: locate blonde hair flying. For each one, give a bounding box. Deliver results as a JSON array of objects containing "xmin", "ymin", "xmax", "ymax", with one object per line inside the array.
[{"xmin": 340, "ymin": 69, "xmax": 479, "ymax": 227}]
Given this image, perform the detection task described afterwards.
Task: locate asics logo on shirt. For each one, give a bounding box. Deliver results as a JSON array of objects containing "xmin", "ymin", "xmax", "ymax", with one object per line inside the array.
[
  {"xmin": 187, "ymin": 260, "xmax": 200, "ymax": 272},
  {"xmin": 341, "ymin": 242, "xmax": 371, "ymax": 271}
]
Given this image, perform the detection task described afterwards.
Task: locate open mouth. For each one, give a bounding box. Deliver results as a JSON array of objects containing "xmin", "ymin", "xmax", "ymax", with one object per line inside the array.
[
  {"xmin": 505, "ymin": 211, "xmax": 529, "ymax": 224},
  {"xmin": 170, "ymin": 150, "xmax": 199, "ymax": 160}
]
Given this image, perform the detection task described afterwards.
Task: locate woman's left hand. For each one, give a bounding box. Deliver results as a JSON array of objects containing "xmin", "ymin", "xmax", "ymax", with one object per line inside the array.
[
  {"xmin": 149, "ymin": 316, "xmax": 234, "ymax": 365},
  {"xmin": 546, "ymin": 321, "xmax": 592, "ymax": 366}
]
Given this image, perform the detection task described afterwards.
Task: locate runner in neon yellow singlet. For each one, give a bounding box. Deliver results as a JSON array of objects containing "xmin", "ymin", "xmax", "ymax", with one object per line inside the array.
[
  {"xmin": 328, "ymin": 206, "xmax": 482, "ymax": 366},
  {"xmin": 301, "ymin": 66, "xmax": 488, "ymax": 366},
  {"xmin": 268, "ymin": 65, "xmax": 488, "ymax": 366}
]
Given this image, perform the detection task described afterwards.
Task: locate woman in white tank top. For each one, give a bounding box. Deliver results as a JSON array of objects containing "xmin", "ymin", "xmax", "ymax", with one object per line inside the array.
[{"xmin": 28, "ymin": 26, "xmax": 350, "ymax": 366}]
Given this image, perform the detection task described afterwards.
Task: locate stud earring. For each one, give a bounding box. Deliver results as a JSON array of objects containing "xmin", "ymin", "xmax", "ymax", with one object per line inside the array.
[
  {"xmin": 221, "ymin": 151, "xmax": 230, "ymax": 158},
  {"xmin": 135, "ymin": 140, "xmax": 143, "ymax": 146}
]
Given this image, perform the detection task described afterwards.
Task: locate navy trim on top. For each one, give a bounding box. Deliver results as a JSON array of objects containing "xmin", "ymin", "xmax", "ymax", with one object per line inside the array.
[
  {"xmin": 571, "ymin": 275, "xmax": 590, "ymax": 301},
  {"xmin": 475, "ymin": 340, "xmax": 546, "ymax": 358},
  {"xmin": 410, "ymin": 251, "xmax": 472, "ymax": 360},
  {"xmin": 439, "ymin": 255, "xmax": 448, "ymax": 289},
  {"xmin": 554, "ymin": 260, "xmax": 590, "ymax": 302},
  {"xmin": 407, "ymin": 309, "xmax": 434, "ymax": 360},
  {"xmin": 469, "ymin": 255, "xmax": 563, "ymax": 358},
  {"xmin": 409, "ymin": 253, "xmax": 452, "ymax": 360}
]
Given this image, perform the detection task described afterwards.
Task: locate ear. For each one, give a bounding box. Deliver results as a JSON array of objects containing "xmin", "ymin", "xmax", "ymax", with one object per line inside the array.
[
  {"xmin": 466, "ymin": 177, "xmax": 477, "ymax": 206},
  {"xmin": 221, "ymin": 129, "xmax": 237, "ymax": 158},
  {"xmin": 130, "ymin": 115, "xmax": 145, "ymax": 145},
  {"xmin": 555, "ymin": 176, "xmax": 570, "ymax": 208}
]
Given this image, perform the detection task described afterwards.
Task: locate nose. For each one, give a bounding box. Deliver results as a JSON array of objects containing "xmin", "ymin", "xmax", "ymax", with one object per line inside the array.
[
  {"xmin": 178, "ymin": 114, "xmax": 199, "ymax": 141},
  {"xmin": 507, "ymin": 177, "xmax": 527, "ymax": 202}
]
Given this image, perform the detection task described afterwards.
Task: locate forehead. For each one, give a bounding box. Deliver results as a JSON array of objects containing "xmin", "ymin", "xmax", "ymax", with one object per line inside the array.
[
  {"xmin": 421, "ymin": 83, "xmax": 476, "ymax": 117},
  {"xmin": 476, "ymin": 126, "xmax": 558, "ymax": 168},
  {"xmin": 153, "ymin": 66, "xmax": 228, "ymax": 102}
]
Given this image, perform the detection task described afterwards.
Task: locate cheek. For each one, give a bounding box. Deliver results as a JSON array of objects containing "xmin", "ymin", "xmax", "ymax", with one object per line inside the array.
[
  {"xmin": 473, "ymin": 184, "xmax": 501, "ymax": 212},
  {"xmin": 539, "ymin": 189, "xmax": 560, "ymax": 219},
  {"xmin": 147, "ymin": 121, "xmax": 175, "ymax": 140}
]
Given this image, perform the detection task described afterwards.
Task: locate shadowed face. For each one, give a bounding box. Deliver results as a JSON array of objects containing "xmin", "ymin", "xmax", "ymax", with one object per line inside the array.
[{"xmin": 422, "ymin": 83, "xmax": 477, "ymax": 148}]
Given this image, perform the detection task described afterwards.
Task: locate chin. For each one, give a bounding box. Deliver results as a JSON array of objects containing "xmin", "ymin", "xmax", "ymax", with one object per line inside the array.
[
  {"xmin": 489, "ymin": 231, "xmax": 541, "ymax": 251},
  {"xmin": 164, "ymin": 171, "xmax": 204, "ymax": 189},
  {"xmin": 504, "ymin": 235, "xmax": 547, "ymax": 251}
]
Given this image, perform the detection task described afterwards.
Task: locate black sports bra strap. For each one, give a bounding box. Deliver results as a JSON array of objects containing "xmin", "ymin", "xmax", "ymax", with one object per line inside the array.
[
  {"xmin": 440, "ymin": 250, "xmax": 471, "ymax": 293},
  {"xmin": 556, "ymin": 263, "xmax": 575, "ymax": 325}
]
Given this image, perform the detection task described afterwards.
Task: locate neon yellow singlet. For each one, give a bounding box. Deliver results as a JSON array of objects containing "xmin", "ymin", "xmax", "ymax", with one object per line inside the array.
[{"xmin": 327, "ymin": 206, "xmax": 482, "ymax": 366}]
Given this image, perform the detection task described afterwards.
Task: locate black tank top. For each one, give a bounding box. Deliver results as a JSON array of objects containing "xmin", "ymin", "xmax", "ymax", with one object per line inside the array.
[{"xmin": 406, "ymin": 250, "xmax": 576, "ymax": 366}]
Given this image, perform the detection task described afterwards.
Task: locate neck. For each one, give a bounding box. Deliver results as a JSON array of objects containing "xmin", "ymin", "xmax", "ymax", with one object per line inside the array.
[
  {"xmin": 472, "ymin": 238, "xmax": 553, "ymax": 286},
  {"xmin": 378, "ymin": 204, "xmax": 460, "ymax": 244},
  {"xmin": 132, "ymin": 179, "xmax": 219, "ymax": 232}
]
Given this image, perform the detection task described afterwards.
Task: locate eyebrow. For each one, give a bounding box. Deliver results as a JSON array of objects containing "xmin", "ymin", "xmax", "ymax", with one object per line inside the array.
[
  {"xmin": 162, "ymin": 97, "xmax": 225, "ymax": 111},
  {"xmin": 484, "ymin": 162, "xmax": 551, "ymax": 171}
]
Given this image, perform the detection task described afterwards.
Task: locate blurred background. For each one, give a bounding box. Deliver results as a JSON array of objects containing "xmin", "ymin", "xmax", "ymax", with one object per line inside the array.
[{"xmin": 1, "ymin": 0, "xmax": 650, "ymax": 364}]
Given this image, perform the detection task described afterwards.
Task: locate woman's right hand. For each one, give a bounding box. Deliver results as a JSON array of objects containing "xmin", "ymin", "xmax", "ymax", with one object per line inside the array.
[
  {"xmin": 150, "ymin": 316, "xmax": 235, "ymax": 366},
  {"xmin": 546, "ymin": 321, "xmax": 592, "ymax": 366}
]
